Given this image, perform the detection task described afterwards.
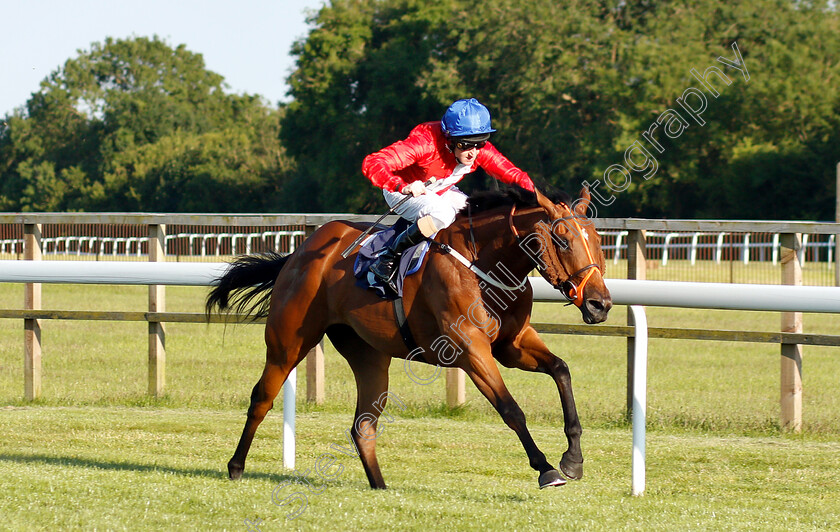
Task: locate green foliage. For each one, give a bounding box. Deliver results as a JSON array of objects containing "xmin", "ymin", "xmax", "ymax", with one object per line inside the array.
[
  {"xmin": 281, "ymin": 0, "xmax": 840, "ymax": 218},
  {"xmin": 606, "ymin": 0, "xmax": 840, "ymax": 219},
  {"xmin": 0, "ymin": 36, "xmax": 293, "ymax": 212},
  {"xmin": 1, "ymin": 3, "xmax": 838, "ymax": 218},
  {"xmin": 280, "ymin": 0, "xmax": 459, "ymax": 212},
  {"xmin": 101, "ymin": 107, "xmax": 290, "ymax": 212}
]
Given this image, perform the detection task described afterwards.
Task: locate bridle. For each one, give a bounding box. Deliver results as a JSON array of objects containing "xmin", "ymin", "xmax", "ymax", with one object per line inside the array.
[{"xmin": 509, "ymin": 203, "xmax": 601, "ymax": 307}]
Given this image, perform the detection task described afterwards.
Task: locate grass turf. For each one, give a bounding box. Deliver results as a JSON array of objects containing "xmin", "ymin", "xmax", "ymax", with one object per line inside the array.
[
  {"xmin": 1, "ymin": 407, "xmax": 838, "ymax": 531},
  {"xmin": 0, "ymin": 282, "xmax": 839, "ymax": 530}
]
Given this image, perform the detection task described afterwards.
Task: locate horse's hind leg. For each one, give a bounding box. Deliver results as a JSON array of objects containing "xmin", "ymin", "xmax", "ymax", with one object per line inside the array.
[
  {"xmin": 228, "ymin": 309, "xmax": 323, "ymax": 480},
  {"xmin": 327, "ymin": 325, "xmax": 394, "ymax": 489},
  {"xmin": 228, "ymin": 360, "xmax": 294, "ymax": 479},
  {"xmin": 494, "ymin": 326, "xmax": 584, "ymax": 480}
]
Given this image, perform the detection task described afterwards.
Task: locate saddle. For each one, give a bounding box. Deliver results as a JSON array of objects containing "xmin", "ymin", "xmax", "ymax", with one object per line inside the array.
[{"xmin": 352, "ymin": 218, "xmax": 433, "ymax": 300}]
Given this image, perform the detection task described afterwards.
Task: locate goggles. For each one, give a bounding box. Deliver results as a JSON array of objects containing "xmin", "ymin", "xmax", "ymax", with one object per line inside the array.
[{"xmin": 454, "ymin": 140, "xmax": 486, "ymax": 151}]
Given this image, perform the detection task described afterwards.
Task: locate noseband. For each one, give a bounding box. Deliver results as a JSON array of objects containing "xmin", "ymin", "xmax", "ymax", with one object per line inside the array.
[{"xmin": 509, "ymin": 204, "xmax": 601, "ymax": 307}]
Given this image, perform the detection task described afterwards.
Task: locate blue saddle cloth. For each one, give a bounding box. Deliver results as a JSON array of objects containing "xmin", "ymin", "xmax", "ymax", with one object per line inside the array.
[{"xmin": 353, "ymin": 218, "xmax": 433, "ymax": 300}]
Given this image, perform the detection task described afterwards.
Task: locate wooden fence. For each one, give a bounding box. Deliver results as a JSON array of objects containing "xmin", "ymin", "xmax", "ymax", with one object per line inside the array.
[{"xmin": 1, "ymin": 213, "xmax": 839, "ymax": 430}]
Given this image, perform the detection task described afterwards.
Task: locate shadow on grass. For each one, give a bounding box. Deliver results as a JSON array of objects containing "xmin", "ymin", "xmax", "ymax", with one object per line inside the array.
[{"xmin": 0, "ymin": 452, "xmax": 295, "ymax": 484}]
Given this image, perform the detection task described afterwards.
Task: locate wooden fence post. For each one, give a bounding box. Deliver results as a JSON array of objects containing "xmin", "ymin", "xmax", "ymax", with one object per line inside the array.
[
  {"xmin": 835, "ymin": 162, "xmax": 839, "ymax": 287},
  {"xmin": 148, "ymin": 224, "xmax": 166, "ymax": 396},
  {"xmin": 306, "ymin": 341, "xmax": 325, "ymax": 404},
  {"xmin": 780, "ymin": 233, "xmax": 803, "ymax": 431},
  {"xmin": 626, "ymin": 229, "xmax": 647, "ymax": 417},
  {"xmin": 446, "ymin": 367, "xmax": 465, "ymax": 408},
  {"xmin": 24, "ymin": 223, "xmax": 42, "ymax": 401}
]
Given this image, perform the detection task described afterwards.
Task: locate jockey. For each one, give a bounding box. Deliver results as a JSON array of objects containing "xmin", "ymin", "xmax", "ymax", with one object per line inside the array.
[{"xmin": 362, "ymin": 97, "xmax": 535, "ymax": 294}]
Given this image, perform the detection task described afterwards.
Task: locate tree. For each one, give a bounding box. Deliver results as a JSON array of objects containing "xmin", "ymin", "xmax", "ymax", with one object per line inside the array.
[
  {"xmin": 278, "ymin": 0, "xmax": 460, "ymax": 212},
  {"xmin": 598, "ymin": 0, "xmax": 840, "ymax": 219},
  {"xmin": 280, "ymin": 0, "xmax": 639, "ymax": 212},
  {"xmin": 102, "ymin": 106, "xmax": 292, "ymax": 212},
  {"xmin": 0, "ymin": 36, "xmax": 292, "ymax": 212},
  {"xmin": 3, "ymin": 4, "xmax": 838, "ymax": 219},
  {"xmin": 281, "ymin": 0, "xmax": 840, "ymax": 219}
]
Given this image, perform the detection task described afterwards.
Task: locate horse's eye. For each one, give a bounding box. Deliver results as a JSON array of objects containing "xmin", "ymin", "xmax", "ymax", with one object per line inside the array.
[{"xmin": 555, "ymin": 236, "xmax": 570, "ymax": 250}]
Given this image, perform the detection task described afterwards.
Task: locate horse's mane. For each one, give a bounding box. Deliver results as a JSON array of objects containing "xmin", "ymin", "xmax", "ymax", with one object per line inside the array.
[{"xmin": 458, "ymin": 185, "xmax": 573, "ymax": 218}]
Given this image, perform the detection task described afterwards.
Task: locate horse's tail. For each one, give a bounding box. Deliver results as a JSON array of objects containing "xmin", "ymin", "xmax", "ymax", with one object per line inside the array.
[{"xmin": 205, "ymin": 251, "xmax": 291, "ymax": 320}]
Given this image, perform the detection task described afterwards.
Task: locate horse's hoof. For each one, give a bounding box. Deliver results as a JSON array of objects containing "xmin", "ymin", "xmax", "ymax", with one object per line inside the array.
[
  {"xmin": 228, "ymin": 461, "xmax": 244, "ymax": 480},
  {"xmin": 559, "ymin": 455, "xmax": 583, "ymax": 480},
  {"xmin": 538, "ymin": 469, "xmax": 567, "ymax": 489}
]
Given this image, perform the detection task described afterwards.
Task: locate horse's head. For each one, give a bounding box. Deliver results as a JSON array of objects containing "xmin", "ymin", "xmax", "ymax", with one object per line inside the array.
[{"xmin": 525, "ymin": 187, "xmax": 612, "ymax": 324}]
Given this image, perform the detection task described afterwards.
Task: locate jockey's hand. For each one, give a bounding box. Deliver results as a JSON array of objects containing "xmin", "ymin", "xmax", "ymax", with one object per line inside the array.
[{"xmin": 401, "ymin": 181, "xmax": 427, "ymax": 197}]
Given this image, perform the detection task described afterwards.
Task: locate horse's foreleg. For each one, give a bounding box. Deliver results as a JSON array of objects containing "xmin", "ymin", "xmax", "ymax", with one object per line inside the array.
[
  {"xmin": 494, "ymin": 326, "xmax": 584, "ymax": 480},
  {"xmin": 549, "ymin": 357, "xmax": 583, "ymax": 480},
  {"xmin": 464, "ymin": 354, "xmax": 566, "ymax": 488}
]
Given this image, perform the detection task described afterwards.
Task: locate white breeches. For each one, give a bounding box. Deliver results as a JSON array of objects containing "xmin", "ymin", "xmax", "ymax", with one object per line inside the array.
[{"xmin": 383, "ymin": 186, "xmax": 469, "ymax": 230}]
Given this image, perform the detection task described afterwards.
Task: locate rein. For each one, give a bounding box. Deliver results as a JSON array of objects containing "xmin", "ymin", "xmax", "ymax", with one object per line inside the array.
[
  {"xmin": 509, "ymin": 203, "xmax": 600, "ymax": 307},
  {"xmin": 429, "ymin": 202, "xmax": 528, "ymax": 292},
  {"xmin": 433, "ymin": 200, "xmax": 601, "ymax": 300},
  {"xmin": 434, "ymin": 241, "xmax": 529, "ymax": 292}
]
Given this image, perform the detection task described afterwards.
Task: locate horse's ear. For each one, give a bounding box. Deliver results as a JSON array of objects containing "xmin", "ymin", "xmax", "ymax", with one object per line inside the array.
[
  {"xmin": 534, "ymin": 187, "xmax": 558, "ymax": 215},
  {"xmin": 575, "ymin": 186, "xmax": 592, "ymax": 216}
]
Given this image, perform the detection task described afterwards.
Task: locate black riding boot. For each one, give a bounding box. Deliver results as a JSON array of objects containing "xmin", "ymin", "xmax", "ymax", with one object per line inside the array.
[{"xmin": 369, "ymin": 221, "xmax": 427, "ymax": 294}]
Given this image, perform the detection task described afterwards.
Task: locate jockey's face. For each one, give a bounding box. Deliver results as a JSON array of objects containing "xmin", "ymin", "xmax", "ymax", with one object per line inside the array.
[{"xmin": 454, "ymin": 145, "xmax": 480, "ymax": 165}]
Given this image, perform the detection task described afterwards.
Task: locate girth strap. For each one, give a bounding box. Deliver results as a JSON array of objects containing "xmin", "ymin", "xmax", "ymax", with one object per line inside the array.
[{"xmin": 393, "ymin": 297, "xmax": 419, "ymax": 353}]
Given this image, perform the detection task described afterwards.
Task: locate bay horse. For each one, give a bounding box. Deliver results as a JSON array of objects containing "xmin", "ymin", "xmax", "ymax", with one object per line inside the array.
[{"xmin": 206, "ymin": 186, "xmax": 612, "ymax": 489}]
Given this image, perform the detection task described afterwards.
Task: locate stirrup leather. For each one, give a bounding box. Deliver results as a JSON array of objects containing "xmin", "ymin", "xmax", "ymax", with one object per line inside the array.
[{"xmin": 369, "ymin": 221, "xmax": 426, "ymax": 285}]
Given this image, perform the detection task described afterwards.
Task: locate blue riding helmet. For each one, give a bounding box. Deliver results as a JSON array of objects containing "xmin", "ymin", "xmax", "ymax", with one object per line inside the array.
[{"xmin": 440, "ymin": 98, "xmax": 497, "ymax": 139}]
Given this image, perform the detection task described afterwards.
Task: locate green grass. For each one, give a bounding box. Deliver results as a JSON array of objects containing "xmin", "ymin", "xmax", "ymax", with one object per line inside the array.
[
  {"xmin": 1, "ymin": 407, "xmax": 839, "ymax": 531},
  {"xmin": 1, "ymin": 282, "xmax": 839, "ymax": 530}
]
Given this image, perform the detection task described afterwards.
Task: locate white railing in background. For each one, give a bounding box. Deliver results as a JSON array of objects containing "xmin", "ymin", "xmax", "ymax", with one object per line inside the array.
[
  {"xmin": 165, "ymin": 230, "xmax": 306, "ymax": 257},
  {"xmin": 0, "ymin": 230, "xmax": 307, "ymax": 258},
  {"xmin": 3, "ymin": 230, "xmax": 835, "ymax": 269},
  {"xmin": 602, "ymin": 231, "xmax": 836, "ymax": 267}
]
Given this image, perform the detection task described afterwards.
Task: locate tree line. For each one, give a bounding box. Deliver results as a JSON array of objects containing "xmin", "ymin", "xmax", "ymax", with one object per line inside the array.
[{"xmin": 1, "ymin": 0, "xmax": 838, "ymax": 220}]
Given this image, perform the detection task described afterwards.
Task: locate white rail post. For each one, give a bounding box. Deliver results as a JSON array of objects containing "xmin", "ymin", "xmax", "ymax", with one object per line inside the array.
[
  {"xmin": 148, "ymin": 224, "xmax": 166, "ymax": 396},
  {"xmin": 779, "ymin": 233, "xmax": 803, "ymax": 431},
  {"xmin": 715, "ymin": 232, "xmax": 727, "ymax": 264},
  {"xmin": 630, "ymin": 305, "xmax": 648, "ymax": 496},
  {"xmin": 613, "ymin": 230, "xmax": 627, "ymax": 265},
  {"xmin": 742, "ymin": 233, "xmax": 751, "ymax": 264},
  {"xmin": 690, "ymin": 233, "xmax": 700, "ymax": 266},
  {"xmin": 626, "ymin": 229, "xmax": 646, "ymax": 417},
  {"xmin": 283, "ymin": 368, "xmax": 296, "ymax": 469},
  {"xmin": 23, "ymin": 223, "xmax": 42, "ymax": 401}
]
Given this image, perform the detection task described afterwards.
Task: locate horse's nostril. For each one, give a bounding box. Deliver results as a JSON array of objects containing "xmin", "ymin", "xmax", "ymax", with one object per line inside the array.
[{"xmin": 588, "ymin": 299, "xmax": 604, "ymax": 312}]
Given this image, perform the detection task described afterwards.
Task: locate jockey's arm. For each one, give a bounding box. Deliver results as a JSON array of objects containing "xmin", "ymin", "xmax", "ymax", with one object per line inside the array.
[
  {"xmin": 362, "ymin": 129, "xmax": 432, "ymax": 193},
  {"xmin": 478, "ymin": 143, "xmax": 535, "ymax": 191}
]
